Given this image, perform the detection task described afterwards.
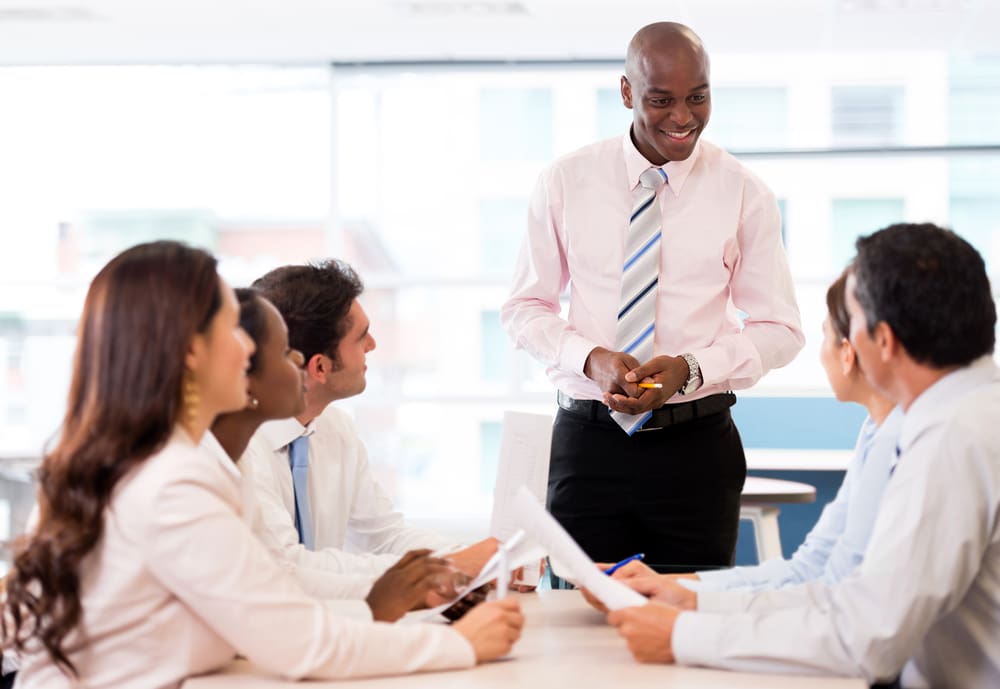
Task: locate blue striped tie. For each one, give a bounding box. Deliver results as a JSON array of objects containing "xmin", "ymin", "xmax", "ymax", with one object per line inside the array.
[
  {"xmin": 610, "ymin": 166, "xmax": 668, "ymax": 435},
  {"xmin": 288, "ymin": 435, "xmax": 315, "ymax": 550}
]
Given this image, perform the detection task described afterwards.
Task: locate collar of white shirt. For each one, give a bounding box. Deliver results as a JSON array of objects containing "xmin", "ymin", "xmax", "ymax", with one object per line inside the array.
[
  {"xmin": 621, "ymin": 131, "xmax": 702, "ymax": 197},
  {"xmin": 256, "ymin": 416, "xmax": 318, "ymax": 454},
  {"xmin": 898, "ymin": 355, "xmax": 999, "ymax": 455}
]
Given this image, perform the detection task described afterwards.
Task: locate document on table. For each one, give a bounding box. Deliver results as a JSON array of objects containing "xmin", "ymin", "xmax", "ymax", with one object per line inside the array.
[
  {"xmin": 511, "ymin": 487, "xmax": 647, "ymax": 611},
  {"xmin": 404, "ymin": 529, "xmax": 547, "ymax": 623}
]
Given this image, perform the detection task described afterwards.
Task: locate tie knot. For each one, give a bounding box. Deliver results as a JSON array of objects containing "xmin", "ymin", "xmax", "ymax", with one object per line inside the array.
[{"xmin": 639, "ymin": 166, "xmax": 668, "ymax": 191}]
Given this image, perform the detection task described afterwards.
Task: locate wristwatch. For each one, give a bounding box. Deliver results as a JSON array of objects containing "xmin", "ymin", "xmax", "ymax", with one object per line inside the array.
[{"xmin": 679, "ymin": 353, "xmax": 702, "ymax": 396}]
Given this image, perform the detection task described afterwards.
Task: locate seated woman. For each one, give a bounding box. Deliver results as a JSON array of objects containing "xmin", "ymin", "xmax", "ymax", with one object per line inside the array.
[
  {"xmin": 207, "ymin": 288, "xmax": 472, "ymax": 622},
  {"xmin": 602, "ymin": 269, "xmax": 902, "ymax": 606},
  {"xmin": 2, "ymin": 241, "xmax": 522, "ymax": 688}
]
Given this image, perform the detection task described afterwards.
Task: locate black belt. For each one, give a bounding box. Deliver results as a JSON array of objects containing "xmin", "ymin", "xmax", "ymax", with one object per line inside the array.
[{"xmin": 557, "ymin": 390, "xmax": 736, "ymax": 431}]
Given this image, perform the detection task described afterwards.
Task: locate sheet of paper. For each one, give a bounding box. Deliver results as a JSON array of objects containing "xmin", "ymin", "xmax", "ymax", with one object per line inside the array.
[
  {"xmin": 403, "ymin": 529, "xmax": 547, "ymax": 623},
  {"xmin": 489, "ymin": 411, "xmax": 554, "ymax": 542},
  {"xmin": 511, "ymin": 486, "xmax": 647, "ymax": 611}
]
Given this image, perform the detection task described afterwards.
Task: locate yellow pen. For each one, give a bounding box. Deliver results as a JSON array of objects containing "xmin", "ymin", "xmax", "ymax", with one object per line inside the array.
[{"xmin": 637, "ymin": 382, "xmax": 663, "ymax": 389}]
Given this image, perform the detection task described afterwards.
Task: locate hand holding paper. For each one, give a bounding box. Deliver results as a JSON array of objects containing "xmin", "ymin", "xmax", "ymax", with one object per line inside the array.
[{"xmin": 510, "ymin": 487, "xmax": 647, "ymax": 611}]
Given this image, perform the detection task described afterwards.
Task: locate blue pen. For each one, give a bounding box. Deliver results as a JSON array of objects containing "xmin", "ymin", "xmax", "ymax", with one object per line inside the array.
[{"xmin": 604, "ymin": 553, "xmax": 644, "ymax": 575}]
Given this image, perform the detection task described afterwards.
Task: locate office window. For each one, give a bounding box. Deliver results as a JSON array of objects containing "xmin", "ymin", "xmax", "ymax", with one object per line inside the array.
[
  {"xmin": 480, "ymin": 88, "xmax": 554, "ymax": 161},
  {"xmin": 0, "ymin": 65, "xmax": 330, "ymax": 457},
  {"xmin": 949, "ymin": 56, "xmax": 1000, "ymax": 145},
  {"xmin": 831, "ymin": 85, "xmax": 904, "ymax": 147},
  {"xmin": 595, "ymin": 87, "xmax": 630, "ymax": 140},
  {"xmin": 710, "ymin": 87, "xmax": 788, "ymax": 150},
  {"xmin": 478, "ymin": 198, "xmax": 526, "ymax": 276},
  {"xmin": 830, "ymin": 198, "xmax": 905, "ymax": 270},
  {"xmin": 479, "ymin": 421, "xmax": 502, "ymax": 493},
  {"xmin": 480, "ymin": 310, "xmax": 510, "ymax": 382}
]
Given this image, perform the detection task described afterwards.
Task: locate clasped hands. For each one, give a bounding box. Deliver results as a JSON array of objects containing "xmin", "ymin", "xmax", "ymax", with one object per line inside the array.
[
  {"xmin": 584, "ymin": 347, "xmax": 690, "ymax": 415},
  {"xmin": 581, "ymin": 560, "xmax": 700, "ymax": 664}
]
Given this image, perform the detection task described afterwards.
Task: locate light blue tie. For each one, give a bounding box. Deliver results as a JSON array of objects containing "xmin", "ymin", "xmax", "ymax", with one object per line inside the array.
[
  {"xmin": 288, "ymin": 435, "xmax": 315, "ymax": 550},
  {"xmin": 611, "ymin": 166, "xmax": 668, "ymax": 435}
]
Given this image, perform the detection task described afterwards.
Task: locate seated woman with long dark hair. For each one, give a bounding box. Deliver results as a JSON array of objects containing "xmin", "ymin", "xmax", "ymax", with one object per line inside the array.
[{"xmin": 2, "ymin": 242, "xmax": 522, "ymax": 688}]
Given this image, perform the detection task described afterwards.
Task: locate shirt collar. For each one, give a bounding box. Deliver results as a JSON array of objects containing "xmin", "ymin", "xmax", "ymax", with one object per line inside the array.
[
  {"xmin": 200, "ymin": 430, "xmax": 241, "ymax": 480},
  {"xmin": 256, "ymin": 415, "xmax": 316, "ymax": 454},
  {"xmin": 621, "ymin": 129, "xmax": 701, "ymax": 198},
  {"xmin": 898, "ymin": 355, "xmax": 998, "ymax": 455}
]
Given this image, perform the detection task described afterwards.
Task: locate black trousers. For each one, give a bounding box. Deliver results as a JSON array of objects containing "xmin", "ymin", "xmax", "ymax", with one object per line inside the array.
[{"xmin": 547, "ymin": 404, "xmax": 746, "ymax": 570}]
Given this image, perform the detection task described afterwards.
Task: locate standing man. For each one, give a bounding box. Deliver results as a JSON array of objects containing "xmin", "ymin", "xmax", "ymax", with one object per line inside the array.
[
  {"xmin": 243, "ymin": 260, "xmax": 498, "ymax": 599},
  {"xmin": 501, "ymin": 22, "xmax": 803, "ymax": 569},
  {"xmin": 607, "ymin": 223, "xmax": 1000, "ymax": 688}
]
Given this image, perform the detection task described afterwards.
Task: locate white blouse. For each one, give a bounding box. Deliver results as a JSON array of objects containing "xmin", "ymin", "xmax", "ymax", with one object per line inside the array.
[{"xmin": 15, "ymin": 428, "xmax": 473, "ymax": 689}]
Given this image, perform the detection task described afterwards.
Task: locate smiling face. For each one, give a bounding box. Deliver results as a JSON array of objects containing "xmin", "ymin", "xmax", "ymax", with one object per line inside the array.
[{"xmin": 621, "ymin": 41, "xmax": 711, "ymax": 165}]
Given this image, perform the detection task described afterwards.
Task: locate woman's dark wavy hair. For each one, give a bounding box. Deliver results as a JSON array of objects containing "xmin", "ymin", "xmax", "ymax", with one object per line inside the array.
[{"xmin": 2, "ymin": 241, "xmax": 221, "ymax": 676}]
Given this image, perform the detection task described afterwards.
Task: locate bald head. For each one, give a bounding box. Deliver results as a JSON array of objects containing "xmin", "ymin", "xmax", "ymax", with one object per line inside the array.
[
  {"xmin": 626, "ymin": 22, "xmax": 708, "ymax": 81},
  {"xmin": 620, "ymin": 22, "xmax": 711, "ymax": 165}
]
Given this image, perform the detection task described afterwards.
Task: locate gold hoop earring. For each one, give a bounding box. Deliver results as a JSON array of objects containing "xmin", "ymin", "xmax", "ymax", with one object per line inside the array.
[{"xmin": 182, "ymin": 375, "xmax": 200, "ymax": 426}]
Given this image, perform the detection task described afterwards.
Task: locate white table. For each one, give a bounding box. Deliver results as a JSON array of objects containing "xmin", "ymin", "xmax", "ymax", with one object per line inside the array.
[
  {"xmin": 740, "ymin": 476, "xmax": 816, "ymax": 563},
  {"xmin": 182, "ymin": 591, "xmax": 864, "ymax": 689}
]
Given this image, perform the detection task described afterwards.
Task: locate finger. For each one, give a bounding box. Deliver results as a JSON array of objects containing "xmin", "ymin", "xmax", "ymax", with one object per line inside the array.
[
  {"xmin": 606, "ymin": 610, "xmax": 623, "ymax": 627},
  {"xmin": 392, "ymin": 549, "xmax": 433, "ymax": 570}
]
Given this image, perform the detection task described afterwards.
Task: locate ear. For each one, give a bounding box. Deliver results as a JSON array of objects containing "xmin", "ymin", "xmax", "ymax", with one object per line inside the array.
[
  {"xmin": 839, "ymin": 338, "xmax": 856, "ymax": 376},
  {"xmin": 621, "ymin": 75, "xmax": 633, "ymax": 109},
  {"xmin": 305, "ymin": 352, "xmax": 330, "ymax": 385},
  {"xmin": 185, "ymin": 332, "xmax": 208, "ymax": 377},
  {"xmin": 873, "ymin": 321, "xmax": 898, "ymax": 362}
]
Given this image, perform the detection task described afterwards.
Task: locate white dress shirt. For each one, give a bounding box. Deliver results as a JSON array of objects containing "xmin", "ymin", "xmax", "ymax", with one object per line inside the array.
[
  {"xmin": 201, "ymin": 431, "xmax": 373, "ymax": 616},
  {"xmin": 693, "ymin": 407, "xmax": 902, "ymax": 592},
  {"xmin": 501, "ymin": 134, "xmax": 804, "ymax": 402},
  {"xmin": 15, "ymin": 428, "xmax": 474, "ymax": 689},
  {"xmin": 673, "ymin": 358, "xmax": 1000, "ymax": 688},
  {"xmin": 243, "ymin": 405, "xmax": 459, "ymax": 596}
]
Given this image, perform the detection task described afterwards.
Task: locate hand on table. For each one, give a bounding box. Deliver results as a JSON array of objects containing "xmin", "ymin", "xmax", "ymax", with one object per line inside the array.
[
  {"xmin": 447, "ymin": 537, "xmax": 499, "ymax": 578},
  {"xmin": 453, "ymin": 598, "xmax": 524, "ymax": 663},
  {"xmin": 619, "ymin": 576, "xmax": 697, "ymax": 611},
  {"xmin": 366, "ymin": 549, "xmax": 458, "ymax": 622},
  {"xmin": 607, "ymin": 601, "xmax": 680, "ymax": 664}
]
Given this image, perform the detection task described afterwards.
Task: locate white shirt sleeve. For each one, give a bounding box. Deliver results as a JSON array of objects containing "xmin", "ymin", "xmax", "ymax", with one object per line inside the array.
[
  {"xmin": 673, "ymin": 414, "xmax": 998, "ymax": 685},
  {"xmin": 146, "ymin": 456, "xmax": 474, "ymax": 679}
]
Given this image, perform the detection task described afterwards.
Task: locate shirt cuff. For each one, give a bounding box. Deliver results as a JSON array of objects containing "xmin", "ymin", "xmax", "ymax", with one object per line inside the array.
[
  {"xmin": 688, "ymin": 345, "xmax": 728, "ymax": 388},
  {"xmin": 672, "ymin": 611, "xmax": 726, "ymax": 667},
  {"xmin": 561, "ymin": 333, "xmax": 602, "ymax": 377}
]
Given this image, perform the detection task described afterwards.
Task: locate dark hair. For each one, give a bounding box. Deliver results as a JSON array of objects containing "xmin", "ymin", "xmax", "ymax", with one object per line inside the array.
[
  {"xmin": 251, "ymin": 260, "xmax": 363, "ymax": 364},
  {"xmin": 235, "ymin": 287, "xmax": 267, "ymax": 374},
  {"xmin": 2, "ymin": 241, "xmax": 221, "ymax": 675},
  {"xmin": 825, "ymin": 270, "xmax": 851, "ymax": 341},
  {"xmin": 852, "ymin": 223, "xmax": 996, "ymax": 368}
]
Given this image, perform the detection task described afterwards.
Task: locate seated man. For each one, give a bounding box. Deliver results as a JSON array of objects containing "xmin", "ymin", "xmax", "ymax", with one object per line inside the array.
[
  {"xmin": 605, "ymin": 223, "xmax": 1000, "ymax": 688},
  {"xmin": 242, "ymin": 260, "xmax": 497, "ymax": 599}
]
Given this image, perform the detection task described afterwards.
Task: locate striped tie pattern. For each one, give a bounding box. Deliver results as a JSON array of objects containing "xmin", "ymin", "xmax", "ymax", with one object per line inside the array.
[{"xmin": 610, "ymin": 166, "xmax": 668, "ymax": 435}]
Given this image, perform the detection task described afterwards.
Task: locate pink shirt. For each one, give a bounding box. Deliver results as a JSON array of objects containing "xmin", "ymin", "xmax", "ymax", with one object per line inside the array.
[
  {"xmin": 15, "ymin": 429, "xmax": 473, "ymax": 689},
  {"xmin": 501, "ymin": 134, "xmax": 804, "ymax": 402}
]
